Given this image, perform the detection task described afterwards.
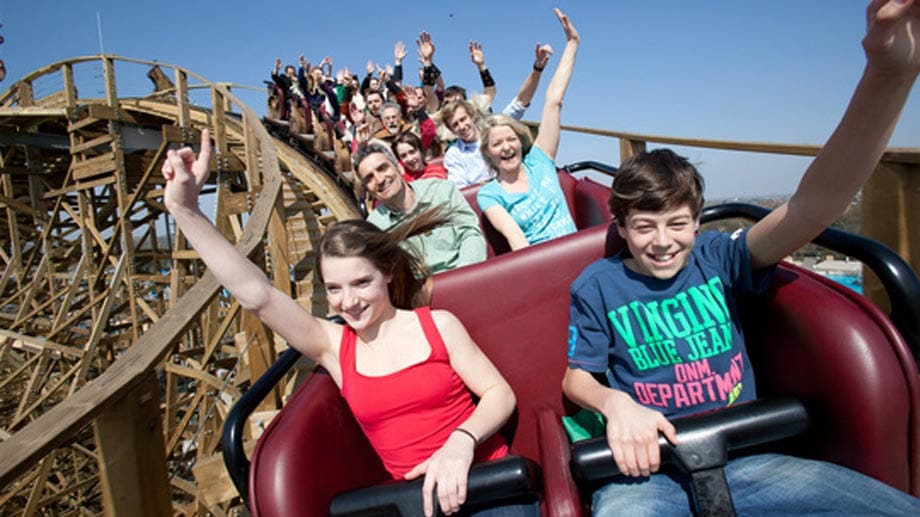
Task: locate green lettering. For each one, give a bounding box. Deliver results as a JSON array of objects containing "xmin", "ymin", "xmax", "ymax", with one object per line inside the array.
[
  {"xmin": 662, "ymin": 297, "xmax": 693, "ymax": 338},
  {"xmin": 675, "ymin": 292, "xmax": 705, "ymax": 333},
  {"xmin": 608, "ymin": 306, "xmax": 638, "ymax": 348}
]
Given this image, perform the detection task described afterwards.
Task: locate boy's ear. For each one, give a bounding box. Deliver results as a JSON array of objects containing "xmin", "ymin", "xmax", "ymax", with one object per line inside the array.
[
  {"xmin": 695, "ymin": 219, "xmax": 701, "ymax": 234},
  {"xmin": 616, "ymin": 221, "xmax": 628, "ymax": 240}
]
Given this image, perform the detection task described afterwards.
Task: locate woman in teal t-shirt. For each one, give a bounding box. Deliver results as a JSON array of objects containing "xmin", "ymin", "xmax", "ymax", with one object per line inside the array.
[{"xmin": 476, "ymin": 8, "xmax": 579, "ymax": 250}]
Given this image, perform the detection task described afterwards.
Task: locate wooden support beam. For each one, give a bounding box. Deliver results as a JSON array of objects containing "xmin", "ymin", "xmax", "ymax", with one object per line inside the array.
[
  {"xmin": 862, "ymin": 160, "xmax": 920, "ymax": 313},
  {"xmin": 16, "ymin": 80, "xmax": 36, "ymax": 107},
  {"xmin": 93, "ymin": 372, "xmax": 171, "ymax": 517},
  {"xmin": 62, "ymin": 63, "xmax": 77, "ymax": 107},
  {"xmin": 619, "ymin": 138, "xmax": 647, "ymax": 163},
  {"xmin": 174, "ymin": 69, "xmax": 190, "ymax": 129}
]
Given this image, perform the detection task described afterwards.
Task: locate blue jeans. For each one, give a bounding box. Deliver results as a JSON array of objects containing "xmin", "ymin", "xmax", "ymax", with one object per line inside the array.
[{"xmin": 592, "ymin": 453, "xmax": 920, "ymax": 516}]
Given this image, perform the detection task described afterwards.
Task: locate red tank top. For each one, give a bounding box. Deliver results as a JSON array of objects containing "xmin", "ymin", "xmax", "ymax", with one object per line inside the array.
[{"xmin": 339, "ymin": 307, "xmax": 508, "ymax": 478}]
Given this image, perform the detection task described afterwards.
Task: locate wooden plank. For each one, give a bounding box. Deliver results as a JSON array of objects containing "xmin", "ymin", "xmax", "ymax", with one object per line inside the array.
[
  {"xmin": 70, "ymin": 134, "xmax": 114, "ymax": 155},
  {"xmin": 174, "ymin": 70, "xmax": 190, "ymax": 128},
  {"xmin": 0, "ymin": 329, "xmax": 84, "ymax": 359},
  {"xmin": 72, "ymin": 253, "xmax": 128, "ymax": 391},
  {"xmin": 22, "ymin": 457, "xmax": 54, "ymax": 516},
  {"xmin": 0, "ymin": 107, "xmax": 67, "ymax": 117},
  {"xmin": 62, "ymin": 63, "xmax": 77, "ymax": 107},
  {"xmin": 93, "ymin": 372, "xmax": 171, "ymax": 517},
  {"xmin": 67, "ymin": 116, "xmax": 104, "ymax": 133},
  {"xmin": 71, "ymin": 153, "xmax": 117, "ymax": 181},
  {"xmin": 86, "ymin": 103, "xmax": 139, "ymax": 125},
  {"xmin": 191, "ymin": 442, "xmax": 255, "ymax": 506},
  {"xmin": 36, "ymin": 89, "xmax": 69, "ymax": 109},
  {"xmin": 42, "ymin": 175, "xmax": 116, "ymax": 198},
  {"xmin": 16, "ymin": 81, "xmax": 35, "ymax": 107}
]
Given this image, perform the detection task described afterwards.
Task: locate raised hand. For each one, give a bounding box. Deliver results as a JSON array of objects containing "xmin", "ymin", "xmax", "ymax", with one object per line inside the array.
[
  {"xmin": 863, "ymin": 0, "xmax": 920, "ymax": 77},
  {"xmin": 404, "ymin": 432, "xmax": 475, "ymax": 516},
  {"xmin": 273, "ymin": 58, "xmax": 281, "ymax": 71},
  {"xmin": 554, "ymin": 7, "xmax": 580, "ymax": 43},
  {"xmin": 535, "ymin": 43, "xmax": 554, "ymax": 69},
  {"xmin": 394, "ymin": 41, "xmax": 408, "ymax": 65},
  {"xmin": 162, "ymin": 129, "xmax": 212, "ymax": 213},
  {"xmin": 469, "ymin": 40, "xmax": 486, "ymax": 69},
  {"xmin": 366, "ymin": 60, "xmax": 375, "ymax": 75},
  {"xmin": 417, "ymin": 31, "xmax": 435, "ymax": 65}
]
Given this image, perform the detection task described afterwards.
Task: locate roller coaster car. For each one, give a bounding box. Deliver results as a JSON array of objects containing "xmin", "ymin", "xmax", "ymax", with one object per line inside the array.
[{"xmin": 223, "ymin": 188, "xmax": 920, "ymax": 516}]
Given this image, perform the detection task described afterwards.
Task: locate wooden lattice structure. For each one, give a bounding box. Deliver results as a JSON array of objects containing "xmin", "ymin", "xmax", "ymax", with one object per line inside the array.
[{"xmin": 0, "ymin": 55, "xmax": 359, "ymax": 515}]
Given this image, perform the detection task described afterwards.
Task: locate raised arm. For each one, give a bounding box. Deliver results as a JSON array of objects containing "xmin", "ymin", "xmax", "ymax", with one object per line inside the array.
[
  {"xmin": 746, "ymin": 0, "xmax": 920, "ymax": 270},
  {"xmin": 469, "ymin": 40, "xmax": 496, "ymax": 106},
  {"xmin": 161, "ymin": 130, "xmax": 338, "ymax": 365},
  {"xmin": 517, "ymin": 44, "xmax": 553, "ymax": 108},
  {"xmin": 417, "ymin": 31, "xmax": 442, "ymax": 112},
  {"xmin": 533, "ymin": 8, "xmax": 580, "ymax": 160}
]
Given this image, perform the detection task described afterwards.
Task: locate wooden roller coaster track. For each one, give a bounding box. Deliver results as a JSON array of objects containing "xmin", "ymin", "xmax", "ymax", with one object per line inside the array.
[{"xmin": 0, "ymin": 55, "xmax": 359, "ymax": 516}]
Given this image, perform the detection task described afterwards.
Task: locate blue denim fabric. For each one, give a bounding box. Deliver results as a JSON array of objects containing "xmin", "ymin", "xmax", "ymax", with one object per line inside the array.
[{"xmin": 592, "ymin": 453, "xmax": 920, "ymax": 516}]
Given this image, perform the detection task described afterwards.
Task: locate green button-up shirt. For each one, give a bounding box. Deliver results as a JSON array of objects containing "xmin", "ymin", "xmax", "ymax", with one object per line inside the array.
[{"xmin": 367, "ymin": 179, "xmax": 487, "ymax": 274}]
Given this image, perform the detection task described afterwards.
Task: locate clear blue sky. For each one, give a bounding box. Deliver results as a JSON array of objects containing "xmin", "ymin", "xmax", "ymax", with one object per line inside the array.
[{"xmin": 2, "ymin": 0, "xmax": 918, "ymax": 199}]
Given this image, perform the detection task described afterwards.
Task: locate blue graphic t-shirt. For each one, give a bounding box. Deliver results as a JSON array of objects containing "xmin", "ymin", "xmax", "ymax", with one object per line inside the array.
[
  {"xmin": 476, "ymin": 145, "xmax": 577, "ymax": 245},
  {"xmin": 567, "ymin": 229, "xmax": 775, "ymax": 418}
]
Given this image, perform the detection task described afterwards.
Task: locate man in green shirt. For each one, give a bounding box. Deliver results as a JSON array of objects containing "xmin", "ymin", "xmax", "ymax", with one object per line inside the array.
[{"xmin": 354, "ymin": 141, "xmax": 487, "ymax": 273}]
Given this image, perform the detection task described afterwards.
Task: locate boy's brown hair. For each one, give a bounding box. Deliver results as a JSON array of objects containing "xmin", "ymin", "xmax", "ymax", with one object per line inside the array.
[{"xmin": 609, "ymin": 149, "xmax": 705, "ymax": 223}]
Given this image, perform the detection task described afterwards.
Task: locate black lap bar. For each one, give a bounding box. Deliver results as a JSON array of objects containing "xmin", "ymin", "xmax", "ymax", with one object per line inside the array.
[
  {"xmin": 570, "ymin": 398, "xmax": 808, "ymax": 517},
  {"xmin": 330, "ymin": 455, "xmax": 539, "ymax": 516},
  {"xmin": 571, "ymin": 398, "xmax": 807, "ymax": 480}
]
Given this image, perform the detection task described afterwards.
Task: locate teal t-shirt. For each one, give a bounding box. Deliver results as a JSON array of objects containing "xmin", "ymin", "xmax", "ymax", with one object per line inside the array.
[{"xmin": 476, "ymin": 145, "xmax": 577, "ymax": 245}]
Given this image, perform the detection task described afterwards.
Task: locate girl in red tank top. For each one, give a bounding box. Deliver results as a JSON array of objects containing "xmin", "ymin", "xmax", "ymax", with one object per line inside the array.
[{"xmin": 162, "ymin": 136, "xmax": 521, "ymax": 516}]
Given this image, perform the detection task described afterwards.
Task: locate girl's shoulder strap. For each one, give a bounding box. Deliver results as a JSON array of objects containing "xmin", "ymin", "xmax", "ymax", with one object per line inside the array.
[{"xmin": 414, "ymin": 306, "xmax": 448, "ymax": 359}]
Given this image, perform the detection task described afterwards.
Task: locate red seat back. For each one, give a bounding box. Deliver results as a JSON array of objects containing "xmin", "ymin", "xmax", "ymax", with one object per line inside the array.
[
  {"xmin": 431, "ymin": 225, "xmax": 611, "ymax": 461},
  {"xmin": 248, "ymin": 371, "xmax": 388, "ymax": 516},
  {"xmin": 745, "ymin": 264, "xmax": 920, "ymax": 494}
]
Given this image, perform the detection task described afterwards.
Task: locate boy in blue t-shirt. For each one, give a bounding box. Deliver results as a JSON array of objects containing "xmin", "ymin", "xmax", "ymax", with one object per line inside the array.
[{"xmin": 563, "ymin": 1, "xmax": 920, "ymax": 515}]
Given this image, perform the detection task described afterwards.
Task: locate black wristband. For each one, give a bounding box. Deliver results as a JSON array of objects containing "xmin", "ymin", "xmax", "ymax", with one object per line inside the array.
[
  {"xmin": 533, "ymin": 61, "xmax": 545, "ymax": 72},
  {"xmin": 479, "ymin": 68, "xmax": 495, "ymax": 88},
  {"xmin": 422, "ymin": 65, "xmax": 439, "ymax": 86}
]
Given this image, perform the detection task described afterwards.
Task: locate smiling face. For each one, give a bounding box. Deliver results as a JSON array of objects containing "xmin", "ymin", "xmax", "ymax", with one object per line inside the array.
[
  {"xmin": 357, "ymin": 151, "xmax": 405, "ymax": 204},
  {"xmin": 394, "ymin": 142, "xmax": 424, "ymax": 173},
  {"xmin": 447, "ymin": 105, "xmax": 478, "ymax": 143},
  {"xmin": 322, "ymin": 255, "xmax": 393, "ymax": 331},
  {"xmin": 484, "ymin": 125, "xmax": 523, "ymax": 174},
  {"xmin": 617, "ymin": 205, "xmax": 700, "ymax": 280}
]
